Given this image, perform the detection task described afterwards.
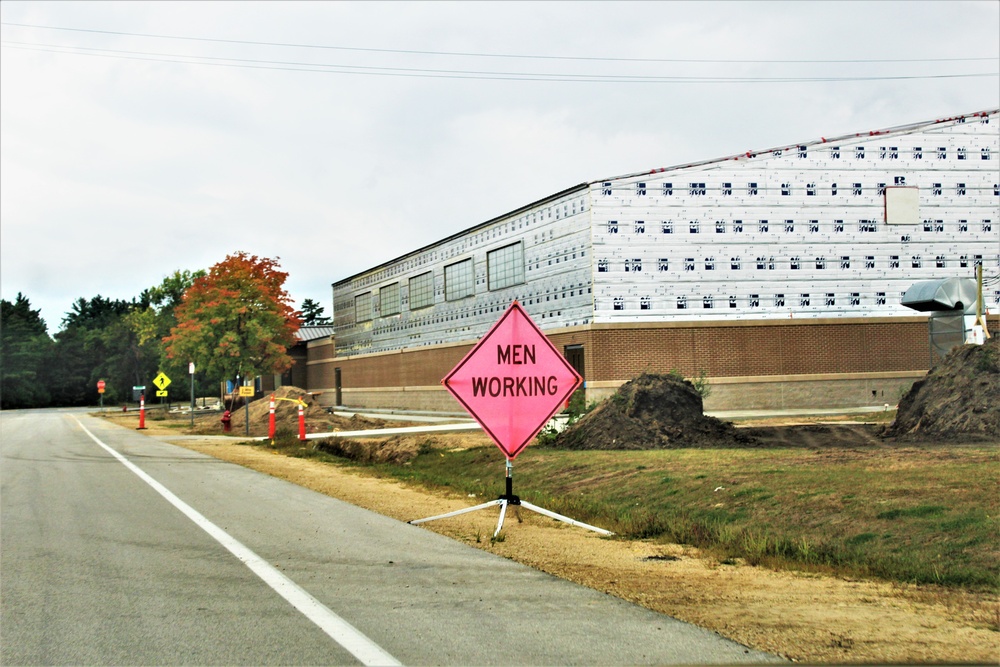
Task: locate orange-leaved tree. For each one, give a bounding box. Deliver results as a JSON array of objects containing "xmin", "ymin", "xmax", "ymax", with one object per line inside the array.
[{"xmin": 163, "ymin": 252, "xmax": 301, "ymax": 383}]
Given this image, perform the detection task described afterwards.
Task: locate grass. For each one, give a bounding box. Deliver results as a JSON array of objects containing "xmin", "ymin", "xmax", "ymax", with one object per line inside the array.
[{"xmin": 269, "ymin": 434, "xmax": 1000, "ymax": 591}]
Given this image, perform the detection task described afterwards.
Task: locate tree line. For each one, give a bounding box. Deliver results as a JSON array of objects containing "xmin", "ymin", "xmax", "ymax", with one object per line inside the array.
[{"xmin": 1, "ymin": 252, "xmax": 329, "ymax": 410}]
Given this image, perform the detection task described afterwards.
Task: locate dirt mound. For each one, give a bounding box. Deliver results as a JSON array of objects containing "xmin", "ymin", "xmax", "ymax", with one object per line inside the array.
[
  {"xmin": 217, "ymin": 386, "xmax": 394, "ymax": 437},
  {"xmin": 883, "ymin": 337, "xmax": 1000, "ymax": 442},
  {"xmin": 549, "ymin": 373, "xmax": 756, "ymax": 449}
]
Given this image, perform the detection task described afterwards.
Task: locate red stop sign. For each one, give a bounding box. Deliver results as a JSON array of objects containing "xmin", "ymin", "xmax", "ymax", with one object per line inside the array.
[
  {"xmin": 97, "ymin": 380, "xmax": 106, "ymax": 394},
  {"xmin": 443, "ymin": 301, "xmax": 581, "ymax": 459}
]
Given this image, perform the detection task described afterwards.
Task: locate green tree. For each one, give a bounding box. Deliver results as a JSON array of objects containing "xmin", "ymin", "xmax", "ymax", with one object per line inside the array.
[
  {"xmin": 0, "ymin": 293, "xmax": 53, "ymax": 409},
  {"xmin": 299, "ymin": 298, "xmax": 332, "ymax": 325},
  {"xmin": 163, "ymin": 252, "xmax": 301, "ymax": 384}
]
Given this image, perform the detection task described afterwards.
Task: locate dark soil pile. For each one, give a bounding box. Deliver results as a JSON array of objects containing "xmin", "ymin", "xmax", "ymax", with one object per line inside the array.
[
  {"xmin": 549, "ymin": 373, "xmax": 757, "ymax": 449},
  {"xmin": 883, "ymin": 336, "xmax": 1000, "ymax": 442}
]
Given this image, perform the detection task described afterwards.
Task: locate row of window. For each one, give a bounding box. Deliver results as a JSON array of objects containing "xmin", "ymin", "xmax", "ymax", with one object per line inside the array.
[
  {"xmin": 605, "ymin": 218, "xmax": 994, "ymax": 235},
  {"xmin": 609, "ymin": 292, "xmax": 892, "ymax": 311},
  {"xmin": 599, "ymin": 254, "xmax": 986, "ymax": 273},
  {"xmin": 605, "ymin": 289, "xmax": 1000, "ymax": 311},
  {"xmin": 355, "ymin": 242, "xmax": 527, "ymax": 321},
  {"xmin": 605, "ymin": 179, "xmax": 997, "ymax": 198}
]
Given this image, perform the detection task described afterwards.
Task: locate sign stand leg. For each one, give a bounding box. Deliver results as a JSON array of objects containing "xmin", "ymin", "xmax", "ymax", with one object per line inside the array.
[{"xmin": 409, "ymin": 459, "xmax": 613, "ymax": 537}]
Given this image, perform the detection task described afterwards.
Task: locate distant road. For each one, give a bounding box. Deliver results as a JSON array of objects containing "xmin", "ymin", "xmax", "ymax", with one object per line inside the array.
[{"xmin": 1, "ymin": 409, "xmax": 782, "ymax": 665}]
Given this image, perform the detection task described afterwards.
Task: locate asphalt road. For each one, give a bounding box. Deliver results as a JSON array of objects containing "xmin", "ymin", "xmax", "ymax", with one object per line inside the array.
[{"xmin": 1, "ymin": 409, "xmax": 783, "ymax": 665}]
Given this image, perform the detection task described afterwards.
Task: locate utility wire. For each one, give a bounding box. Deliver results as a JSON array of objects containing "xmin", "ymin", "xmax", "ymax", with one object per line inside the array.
[
  {"xmin": 3, "ymin": 40, "xmax": 996, "ymax": 83},
  {"xmin": 2, "ymin": 20, "xmax": 997, "ymax": 65}
]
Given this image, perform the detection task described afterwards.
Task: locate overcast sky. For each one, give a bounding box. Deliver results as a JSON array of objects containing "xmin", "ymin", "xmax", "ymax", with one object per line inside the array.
[{"xmin": 2, "ymin": 1, "xmax": 998, "ymax": 333}]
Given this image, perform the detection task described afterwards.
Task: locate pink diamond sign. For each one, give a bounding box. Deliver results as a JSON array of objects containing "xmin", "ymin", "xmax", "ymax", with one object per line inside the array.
[{"xmin": 443, "ymin": 301, "xmax": 582, "ymax": 459}]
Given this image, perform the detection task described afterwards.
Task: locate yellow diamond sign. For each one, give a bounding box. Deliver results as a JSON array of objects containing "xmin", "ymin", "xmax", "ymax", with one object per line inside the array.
[{"xmin": 152, "ymin": 372, "xmax": 171, "ymax": 391}]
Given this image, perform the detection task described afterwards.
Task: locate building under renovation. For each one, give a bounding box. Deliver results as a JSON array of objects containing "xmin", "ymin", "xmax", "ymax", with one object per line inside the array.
[{"xmin": 308, "ymin": 109, "xmax": 1000, "ymax": 411}]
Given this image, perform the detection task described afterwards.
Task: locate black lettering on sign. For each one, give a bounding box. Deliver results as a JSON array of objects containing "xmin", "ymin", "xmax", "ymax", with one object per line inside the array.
[
  {"xmin": 497, "ymin": 344, "xmax": 536, "ymax": 365},
  {"xmin": 471, "ymin": 375, "xmax": 558, "ymax": 397}
]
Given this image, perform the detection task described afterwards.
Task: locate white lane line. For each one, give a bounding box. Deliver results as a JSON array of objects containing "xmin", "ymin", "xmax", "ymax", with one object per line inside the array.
[{"xmin": 73, "ymin": 417, "xmax": 402, "ymax": 667}]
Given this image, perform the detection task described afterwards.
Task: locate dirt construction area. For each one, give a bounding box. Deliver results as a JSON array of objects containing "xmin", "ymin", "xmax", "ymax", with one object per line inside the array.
[{"xmin": 103, "ymin": 339, "xmax": 999, "ymax": 663}]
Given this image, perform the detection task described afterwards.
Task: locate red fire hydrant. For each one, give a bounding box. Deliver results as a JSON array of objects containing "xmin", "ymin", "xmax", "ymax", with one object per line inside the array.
[{"xmin": 221, "ymin": 410, "xmax": 232, "ymax": 433}]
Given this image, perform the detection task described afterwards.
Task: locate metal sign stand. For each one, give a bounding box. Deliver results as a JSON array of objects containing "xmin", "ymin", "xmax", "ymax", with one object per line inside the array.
[{"xmin": 409, "ymin": 459, "xmax": 612, "ymax": 538}]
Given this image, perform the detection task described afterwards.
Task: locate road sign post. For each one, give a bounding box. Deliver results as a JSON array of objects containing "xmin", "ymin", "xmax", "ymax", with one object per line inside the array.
[
  {"xmin": 189, "ymin": 362, "xmax": 195, "ymax": 429},
  {"xmin": 409, "ymin": 301, "xmax": 612, "ymax": 537}
]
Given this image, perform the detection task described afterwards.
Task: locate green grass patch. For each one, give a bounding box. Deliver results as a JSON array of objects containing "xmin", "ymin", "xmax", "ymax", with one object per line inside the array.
[{"xmin": 262, "ymin": 437, "xmax": 999, "ymax": 591}]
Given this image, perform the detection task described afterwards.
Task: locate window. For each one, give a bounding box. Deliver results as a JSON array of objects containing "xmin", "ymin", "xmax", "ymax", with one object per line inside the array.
[
  {"xmin": 800, "ymin": 294, "xmax": 811, "ymax": 307},
  {"xmin": 960, "ymin": 255, "xmax": 969, "ymax": 267},
  {"xmin": 859, "ymin": 220, "xmax": 877, "ymax": 233},
  {"xmin": 703, "ymin": 295, "xmax": 714, "ymax": 309},
  {"xmin": 890, "ymin": 255, "xmax": 900, "ymax": 268},
  {"xmin": 806, "ymin": 183, "xmax": 816, "ymax": 196},
  {"xmin": 379, "ymin": 283, "xmax": 400, "ymax": 316},
  {"xmin": 731, "ymin": 257, "xmax": 741, "ymax": 270},
  {"xmin": 865, "ymin": 256, "xmax": 875, "ymax": 269},
  {"xmin": 840, "ymin": 256, "xmax": 851, "ymax": 270},
  {"xmin": 690, "ymin": 182, "xmax": 707, "ymax": 195},
  {"xmin": 790, "ymin": 256, "xmax": 800, "ymax": 270},
  {"xmin": 784, "ymin": 220, "xmax": 795, "ymax": 233},
  {"xmin": 747, "ymin": 182, "xmax": 758, "ymax": 195},
  {"xmin": 749, "ymin": 295, "xmax": 760, "ymax": 308},
  {"xmin": 684, "ymin": 258, "xmax": 695, "ymax": 272},
  {"xmin": 959, "ymin": 220, "xmax": 968, "ymax": 232},
  {"xmin": 613, "ymin": 297, "xmax": 624, "ymax": 311},
  {"xmin": 798, "ymin": 145, "xmax": 807, "ymax": 158},
  {"xmin": 825, "ymin": 293, "xmax": 836, "ymax": 306},
  {"xmin": 661, "ymin": 221, "xmax": 674, "ymax": 234},
  {"xmin": 689, "ymin": 221, "xmax": 700, "ymax": 234},
  {"xmin": 894, "ymin": 176, "xmax": 906, "ymax": 185},
  {"xmin": 932, "ymin": 183, "xmax": 942, "ymax": 195},
  {"xmin": 781, "ymin": 183, "xmax": 791, "ymax": 196},
  {"xmin": 982, "ymin": 148, "xmax": 992, "ymax": 160},
  {"xmin": 937, "ymin": 147, "xmax": 947, "ymax": 159},
  {"xmin": 625, "ymin": 258, "xmax": 642, "ymax": 272},
  {"xmin": 855, "ymin": 146, "xmax": 865, "ymax": 159},
  {"xmin": 408, "ymin": 272, "xmax": 434, "ymax": 310},
  {"xmin": 729, "ymin": 296, "xmax": 738, "ymax": 308},
  {"xmin": 913, "ymin": 146, "xmax": 923, "ymax": 159},
  {"xmin": 774, "ymin": 294, "xmax": 786, "ymax": 307},
  {"xmin": 831, "ymin": 183, "xmax": 838, "ymax": 195},
  {"xmin": 733, "ymin": 220, "xmax": 744, "ymax": 233},
  {"xmin": 816, "ymin": 257, "xmax": 827, "ymax": 269},
  {"xmin": 758, "ymin": 220, "xmax": 769, "ymax": 233},
  {"xmin": 676, "ymin": 296, "xmax": 687, "ymax": 309},
  {"xmin": 911, "ymin": 256, "xmax": 922, "ymax": 268},
  {"xmin": 607, "ymin": 221, "xmax": 619, "ymax": 234},
  {"xmin": 850, "ymin": 293, "xmax": 861, "ymax": 306},
  {"xmin": 809, "ymin": 220, "xmax": 820, "ymax": 233},
  {"xmin": 936, "ymin": 256, "xmax": 947, "ymax": 268},
  {"xmin": 487, "ymin": 242, "xmax": 524, "ymax": 290},
  {"xmin": 444, "ymin": 258, "xmax": 475, "ymax": 300},
  {"xmin": 636, "ymin": 182, "xmax": 647, "ymax": 195},
  {"xmin": 597, "ymin": 258, "xmax": 609, "ymax": 272},
  {"xmin": 853, "ymin": 183, "xmax": 863, "ymax": 195},
  {"xmin": 634, "ymin": 220, "xmax": 645, "ymax": 234},
  {"xmin": 715, "ymin": 221, "xmax": 726, "ymax": 233},
  {"xmin": 355, "ymin": 292, "xmax": 372, "ymax": 322},
  {"xmin": 956, "ymin": 183, "xmax": 966, "ymax": 195},
  {"xmin": 984, "ymin": 219, "xmax": 994, "ymax": 233},
  {"xmin": 705, "ymin": 257, "xmax": 715, "ymax": 270},
  {"xmin": 662, "ymin": 182, "xmax": 673, "ymax": 196},
  {"xmin": 957, "ymin": 147, "xmax": 967, "ymax": 160},
  {"xmin": 602, "ymin": 182, "xmax": 612, "ymax": 195},
  {"xmin": 876, "ymin": 293, "xmax": 886, "ymax": 305},
  {"xmin": 834, "ymin": 220, "xmax": 845, "ymax": 233},
  {"xmin": 640, "ymin": 296, "xmax": 651, "ymax": 310},
  {"xmin": 831, "ymin": 146, "xmax": 841, "ymax": 158},
  {"xmin": 722, "ymin": 182, "xmax": 732, "ymax": 195},
  {"xmin": 657, "ymin": 258, "xmax": 669, "ymax": 271}
]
